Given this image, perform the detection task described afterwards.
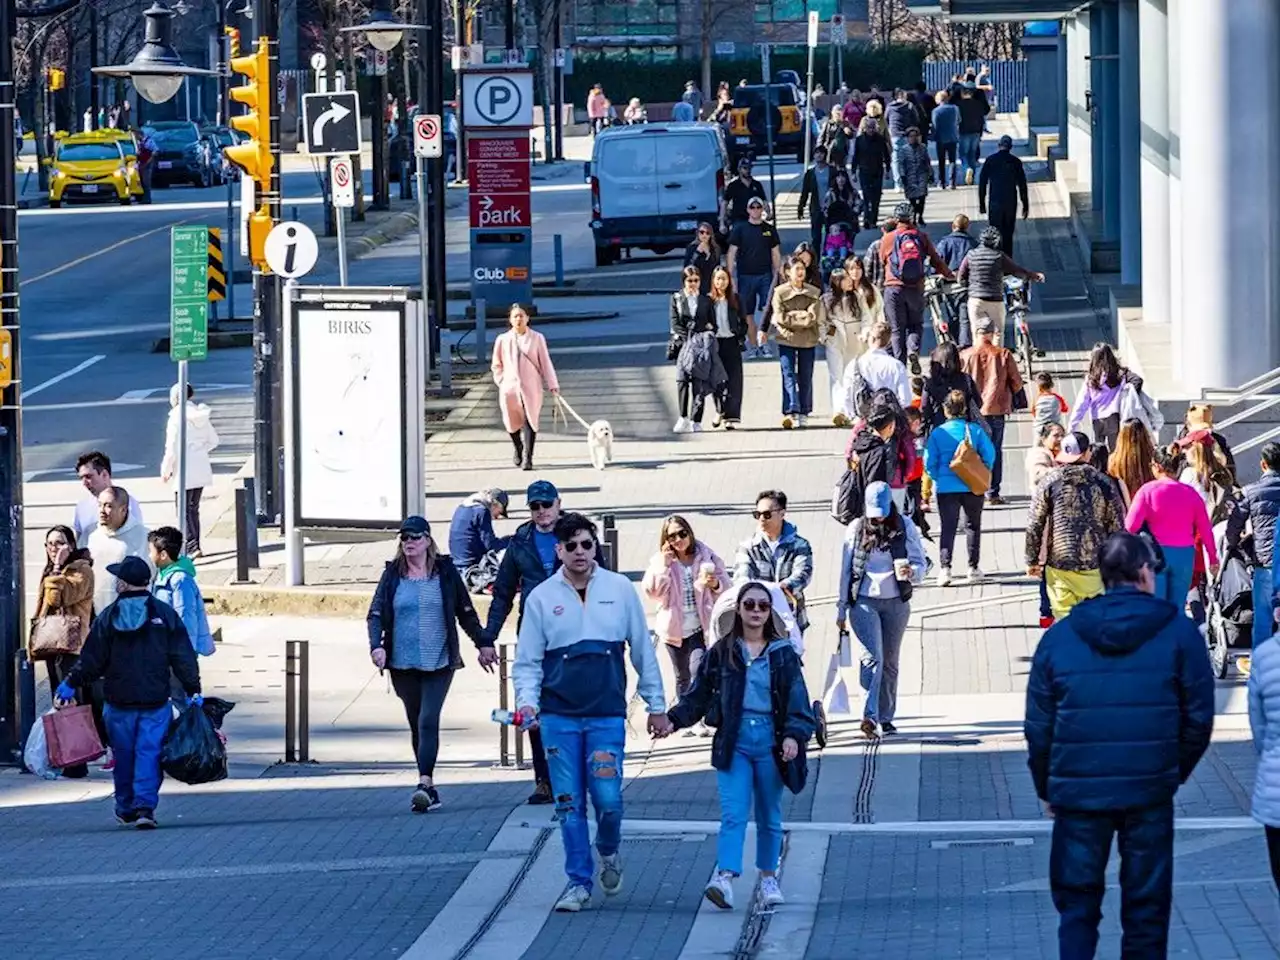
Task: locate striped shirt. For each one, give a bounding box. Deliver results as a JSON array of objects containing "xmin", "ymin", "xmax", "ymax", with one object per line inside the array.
[{"xmin": 389, "ymin": 575, "xmax": 450, "ymax": 671}]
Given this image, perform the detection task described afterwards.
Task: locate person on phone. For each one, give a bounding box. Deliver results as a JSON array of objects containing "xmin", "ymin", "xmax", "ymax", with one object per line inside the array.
[
  {"xmin": 665, "ymin": 581, "xmax": 816, "ymax": 910},
  {"xmin": 366, "ymin": 515, "xmax": 485, "ymax": 814},
  {"xmin": 836, "ymin": 482, "xmax": 926, "ymax": 739},
  {"xmin": 642, "ymin": 515, "xmax": 728, "ymax": 701},
  {"xmin": 513, "ymin": 512, "xmax": 668, "ymax": 914}
]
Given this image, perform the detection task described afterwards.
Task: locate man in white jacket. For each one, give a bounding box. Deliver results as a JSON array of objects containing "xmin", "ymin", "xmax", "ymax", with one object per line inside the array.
[
  {"xmin": 160, "ymin": 383, "xmax": 219, "ymax": 556},
  {"xmin": 842, "ymin": 320, "xmax": 912, "ymax": 417},
  {"xmin": 514, "ymin": 512, "xmax": 669, "ymax": 914},
  {"xmin": 88, "ymin": 485, "xmax": 153, "ymax": 614}
]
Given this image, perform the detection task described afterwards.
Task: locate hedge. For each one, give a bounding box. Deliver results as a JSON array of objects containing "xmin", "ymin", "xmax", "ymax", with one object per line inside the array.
[{"xmin": 562, "ymin": 44, "xmax": 927, "ymax": 106}]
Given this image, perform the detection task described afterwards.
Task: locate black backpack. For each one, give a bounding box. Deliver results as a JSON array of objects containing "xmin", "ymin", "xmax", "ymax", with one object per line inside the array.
[{"xmin": 831, "ymin": 466, "xmax": 865, "ymax": 525}]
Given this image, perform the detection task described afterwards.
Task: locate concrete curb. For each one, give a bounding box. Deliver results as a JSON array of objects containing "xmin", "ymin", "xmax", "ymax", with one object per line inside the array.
[
  {"xmin": 345, "ymin": 188, "xmax": 465, "ymax": 262},
  {"xmin": 204, "ymin": 583, "xmax": 496, "ymax": 619}
]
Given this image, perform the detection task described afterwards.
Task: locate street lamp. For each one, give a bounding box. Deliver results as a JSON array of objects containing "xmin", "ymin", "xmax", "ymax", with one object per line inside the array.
[
  {"xmin": 342, "ymin": 2, "xmax": 425, "ymax": 52},
  {"xmin": 93, "ymin": 2, "xmax": 217, "ymax": 104}
]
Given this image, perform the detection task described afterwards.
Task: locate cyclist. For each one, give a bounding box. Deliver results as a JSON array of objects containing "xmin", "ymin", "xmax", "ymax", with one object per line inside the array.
[{"xmin": 956, "ymin": 226, "xmax": 1043, "ymax": 349}]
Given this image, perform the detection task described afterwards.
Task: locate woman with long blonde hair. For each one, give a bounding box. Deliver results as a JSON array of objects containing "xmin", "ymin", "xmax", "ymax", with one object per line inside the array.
[
  {"xmin": 1179, "ymin": 434, "xmax": 1234, "ymax": 519},
  {"xmin": 367, "ymin": 515, "xmax": 486, "ymax": 813},
  {"xmin": 1107, "ymin": 418, "xmax": 1157, "ymax": 508}
]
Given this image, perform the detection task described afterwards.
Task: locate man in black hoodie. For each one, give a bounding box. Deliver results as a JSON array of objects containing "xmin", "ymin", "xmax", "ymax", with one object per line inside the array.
[
  {"xmin": 1026, "ymin": 532, "xmax": 1214, "ymax": 960},
  {"xmin": 979, "ymin": 135, "xmax": 1029, "ymax": 255}
]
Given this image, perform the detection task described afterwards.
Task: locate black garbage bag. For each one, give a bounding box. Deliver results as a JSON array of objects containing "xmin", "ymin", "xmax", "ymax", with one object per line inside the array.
[
  {"xmin": 201, "ymin": 696, "xmax": 236, "ymax": 730},
  {"xmin": 161, "ymin": 700, "xmax": 228, "ymax": 784}
]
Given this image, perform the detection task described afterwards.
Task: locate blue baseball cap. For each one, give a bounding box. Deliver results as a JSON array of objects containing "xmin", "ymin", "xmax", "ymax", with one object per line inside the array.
[
  {"xmin": 526, "ymin": 480, "xmax": 559, "ymax": 504},
  {"xmin": 864, "ymin": 481, "xmax": 894, "ymax": 520},
  {"xmin": 106, "ymin": 556, "xmax": 152, "ymax": 589}
]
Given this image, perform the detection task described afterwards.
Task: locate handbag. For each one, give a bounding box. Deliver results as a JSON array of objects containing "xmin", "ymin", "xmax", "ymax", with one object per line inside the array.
[
  {"xmin": 42, "ymin": 704, "xmax": 106, "ymax": 768},
  {"xmin": 29, "ymin": 614, "xmax": 83, "ymax": 660},
  {"xmin": 776, "ymin": 738, "xmax": 809, "ymax": 794},
  {"xmin": 949, "ymin": 424, "xmax": 991, "ymax": 495},
  {"xmin": 1012, "ymin": 386, "xmax": 1028, "ymax": 411}
]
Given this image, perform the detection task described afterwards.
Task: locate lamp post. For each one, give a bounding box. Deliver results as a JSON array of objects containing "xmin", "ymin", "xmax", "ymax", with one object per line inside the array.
[{"xmin": 93, "ymin": 2, "xmax": 218, "ymax": 107}]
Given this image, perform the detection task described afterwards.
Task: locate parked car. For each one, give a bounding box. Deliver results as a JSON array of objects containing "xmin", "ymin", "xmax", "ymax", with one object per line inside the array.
[
  {"xmin": 201, "ymin": 124, "xmax": 246, "ymax": 182},
  {"xmin": 144, "ymin": 121, "xmax": 215, "ymax": 188},
  {"xmin": 725, "ymin": 83, "xmax": 818, "ymax": 165},
  {"xmin": 586, "ymin": 122, "xmax": 729, "ymax": 267},
  {"xmin": 46, "ymin": 131, "xmax": 139, "ymax": 208}
]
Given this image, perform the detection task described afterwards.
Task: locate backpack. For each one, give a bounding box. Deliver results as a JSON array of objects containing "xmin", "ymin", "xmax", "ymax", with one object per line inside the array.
[
  {"xmin": 831, "ymin": 466, "xmax": 865, "ymax": 525},
  {"xmin": 846, "ymin": 359, "xmax": 874, "ymax": 419},
  {"xmin": 889, "ymin": 229, "xmax": 925, "ymax": 284}
]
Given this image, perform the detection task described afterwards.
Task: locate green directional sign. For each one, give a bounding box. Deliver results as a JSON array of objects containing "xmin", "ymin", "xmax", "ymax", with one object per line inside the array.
[{"xmin": 170, "ymin": 225, "xmax": 209, "ymax": 362}]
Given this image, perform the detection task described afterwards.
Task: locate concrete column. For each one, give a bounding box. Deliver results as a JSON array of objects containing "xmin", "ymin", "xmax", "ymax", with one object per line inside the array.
[
  {"xmin": 1057, "ymin": 30, "xmax": 1068, "ymax": 154},
  {"xmin": 1139, "ymin": 0, "xmax": 1169, "ymax": 323},
  {"xmin": 1066, "ymin": 12, "xmax": 1093, "ymax": 186},
  {"xmin": 1096, "ymin": 1, "xmax": 1121, "ymax": 242},
  {"xmin": 1178, "ymin": 0, "xmax": 1279, "ymax": 392},
  {"xmin": 1168, "ymin": 0, "xmax": 1183, "ymax": 371},
  {"xmin": 1118, "ymin": 0, "xmax": 1142, "ymax": 284},
  {"xmin": 1089, "ymin": 12, "xmax": 1106, "ymax": 206}
]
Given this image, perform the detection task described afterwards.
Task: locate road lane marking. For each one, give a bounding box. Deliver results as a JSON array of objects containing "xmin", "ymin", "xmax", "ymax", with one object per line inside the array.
[
  {"xmin": 20, "ymin": 221, "xmax": 190, "ymax": 287},
  {"xmin": 18, "ymin": 197, "xmax": 325, "ymax": 218},
  {"xmin": 20, "ymin": 355, "xmax": 105, "ymax": 400},
  {"xmin": 31, "ymin": 322, "xmax": 169, "ymax": 341}
]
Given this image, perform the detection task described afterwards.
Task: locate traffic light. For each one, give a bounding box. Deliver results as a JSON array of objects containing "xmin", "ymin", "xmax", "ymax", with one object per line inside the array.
[
  {"xmin": 225, "ymin": 26, "xmax": 241, "ymax": 59},
  {"xmin": 47, "ymin": 67, "xmax": 64, "ymax": 91},
  {"xmin": 225, "ymin": 37, "xmax": 272, "ymax": 193}
]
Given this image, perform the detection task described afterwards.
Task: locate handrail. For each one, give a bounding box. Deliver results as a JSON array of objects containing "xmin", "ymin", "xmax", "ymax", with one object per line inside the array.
[
  {"xmin": 1217, "ymin": 395, "xmax": 1280, "ymax": 431},
  {"xmin": 1203, "ymin": 363, "xmax": 1280, "ymax": 401},
  {"xmin": 1233, "ymin": 422, "xmax": 1280, "ymax": 455}
]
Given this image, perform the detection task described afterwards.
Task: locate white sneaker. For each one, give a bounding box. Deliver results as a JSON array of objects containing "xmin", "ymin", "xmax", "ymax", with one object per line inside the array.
[
  {"xmin": 759, "ymin": 876, "xmax": 785, "ymax": 907},
  {"xmin": 691, "ymin": 422, "xmax": 704, "ymax": 433},
  {"xmin": 673, "ymin": 417, "xmax": 691, "ymax": 434},
  {"xmin": 966, "ymin": 566, "xmax": 985, "ymax": 583},
  {"xmin": 936, "ymin": 567, "xmax": 952, "ymax": 588},
  {"xmin": 797, "ymin": 415, "xmax": 808, "ymax": 428},
  {"xmin": 554, "ymin": 884, "xmax": 592, "ymax": 912},
  {"xmin": 598, "ymin": 852, "xmax": 623, "ymax": 896},
  {"xmin": 704, "ymin": 870, "xmax": 735, "ymax": 909}
]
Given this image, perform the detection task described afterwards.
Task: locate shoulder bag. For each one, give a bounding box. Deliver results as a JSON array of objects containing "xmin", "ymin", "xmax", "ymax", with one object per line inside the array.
[
  {"xmin": 29, "ymin": 613, "xmax": 84, "ymax": 661},
  {"xmin": 949, "ymin": 424, "xmax": 992, "ymax": 496}
]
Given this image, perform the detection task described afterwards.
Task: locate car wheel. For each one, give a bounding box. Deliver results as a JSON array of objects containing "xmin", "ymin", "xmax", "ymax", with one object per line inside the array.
[
  {"xmin": 594, "ymin": 245, "xmax": 613, "ymax": 267},
  {"xmin": 49, "ymin": 199, "xmax": 61, "ymax": 209},
  {"xmin": 118, "ymin": 195, "xmax": 131, "ymax": 206}
]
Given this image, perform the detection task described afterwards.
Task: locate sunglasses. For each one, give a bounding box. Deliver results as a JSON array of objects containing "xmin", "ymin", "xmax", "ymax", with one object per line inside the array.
[
  {"xmin": 561, "ymin": 538, "xmax": 595, "ymax": 553},
  {"xmin": 739, "ymin": 599, "xmax": 772, "ymax": 612},
  {"xmin": 665, "ymin": 529, "xmax": 690, "ymax": 542},
  {"xmin": 751, "ymin": 510, "xmax": 775, "ymax": 521},
  {"xmin": 529, "ymin": 500, "xmax": 554, "ymax": 511},
  {"xmin": 399, "ymin": 532, "xmax": 428, "ymax": 542},
  {"xmin": 697, "ymin": 229, "xmax": 711, "ymax": 236}
]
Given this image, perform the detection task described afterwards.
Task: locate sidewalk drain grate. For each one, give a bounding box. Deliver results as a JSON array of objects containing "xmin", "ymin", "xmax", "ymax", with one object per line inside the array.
[{"xmin": 930, "ymin": 837, "xmax": 1034, "ymax": 850}]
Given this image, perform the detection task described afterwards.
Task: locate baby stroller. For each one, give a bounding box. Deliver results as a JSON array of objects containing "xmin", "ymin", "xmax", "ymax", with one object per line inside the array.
[
  {"xmin": 1201, "ymin": 529, "xmax": 1255, "ymax": 679},
  {"xmin": 820, "ymin": 221, "xmax": 856, "ymax": 285}
]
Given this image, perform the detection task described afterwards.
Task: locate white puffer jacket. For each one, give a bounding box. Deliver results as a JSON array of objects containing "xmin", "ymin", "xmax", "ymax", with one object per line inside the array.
[
  {"xmin": 1248, "ymin": 638, "xmax": 1280, "ymax": 826},
  {"xmin": 161, "ymin": 392, "xmax": 220, "ymax": 491}
]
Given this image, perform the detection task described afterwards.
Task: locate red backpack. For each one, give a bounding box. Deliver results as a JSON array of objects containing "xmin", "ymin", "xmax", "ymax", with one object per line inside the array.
[{"xmin": 889, "ymin": 229, "xmax": 924, "ymax": 283}]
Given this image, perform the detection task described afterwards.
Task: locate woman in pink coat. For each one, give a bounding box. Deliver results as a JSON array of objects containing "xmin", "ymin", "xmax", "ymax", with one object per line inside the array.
[
  {"xmin": 642, "ymin": 515, "xmax": 729, "ymax": 707},
  {"xmin": 491, "ymin": 303, "xmax": 559, "ymax": 471}
]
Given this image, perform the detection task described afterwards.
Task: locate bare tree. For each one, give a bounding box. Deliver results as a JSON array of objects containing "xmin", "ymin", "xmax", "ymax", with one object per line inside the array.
[
  {"xmin": 699, "ymin": 0, "xmax": 734, "ymax": 101},
  {"xmin": 867, "ymin": 0, "xmax": 1023, "ymax": 61},
  {"xmin": 867, "ymin": 0, "xmax": 915, "ymax": 48}
]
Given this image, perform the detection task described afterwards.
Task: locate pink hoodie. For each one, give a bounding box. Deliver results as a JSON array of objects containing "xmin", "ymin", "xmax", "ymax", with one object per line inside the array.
[
  {"xmin": 642, "ymin": 541, "xmax": 729, "ymax": 645},
  {"xmin": 1125, "ymin": 476, "xmax": 1218, "ymax": 565}
]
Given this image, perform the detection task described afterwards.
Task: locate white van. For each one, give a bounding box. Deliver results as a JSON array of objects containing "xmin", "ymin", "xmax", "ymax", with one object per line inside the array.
[{"xmin": 586, "ymin": 123, "xmax": 729, "ymax": 267}]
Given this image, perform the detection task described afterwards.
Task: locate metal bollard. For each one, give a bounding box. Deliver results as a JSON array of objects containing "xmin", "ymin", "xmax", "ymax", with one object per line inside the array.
[
  {"xmin": 284, "ymin": 640, "xmax": 311, "ymax": 762},
  {"xmin": 439, "ymin": 349, "xmax": 455, "ymax": 398},
  {"xmin": 554, "ymin": 234, "xmax": 564, "ymax": 286},
  {"xmin": 602, "ymin": 514, "xmax": 618, "ymax": 571},
  {"xmin": 474, "ymin": 298, "xmax": 487, "ymax": 363},
  {"xmin": 234, "ymin": 487, "xmax": 252, "ymax": 583},
  {"xmin": 497, "ymin": 643, "xmax": 525, "ymax": 768}
]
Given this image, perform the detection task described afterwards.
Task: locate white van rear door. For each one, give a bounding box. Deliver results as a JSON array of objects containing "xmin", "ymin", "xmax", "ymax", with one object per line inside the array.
[
  {"xmin": 597, "ymin": 136, "xmax": 658, "ymax": 221},
  {"xmin": 655, "ymin": 130, "xmax": 718, "ymax": 223}
]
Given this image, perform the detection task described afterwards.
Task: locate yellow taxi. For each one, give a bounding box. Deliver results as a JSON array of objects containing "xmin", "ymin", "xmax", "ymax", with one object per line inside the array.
[{"xmin": 47, "ymin": 131, "xmax": 140, "ymax": 208}]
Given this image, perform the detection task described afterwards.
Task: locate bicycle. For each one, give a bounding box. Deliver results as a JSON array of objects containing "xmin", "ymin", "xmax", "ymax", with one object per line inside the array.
[
  {"xmin": 925, "ymin": 276, "xmax": 966, "ymax": 347},
  {"xmin": 1004, "ymin": 276, "xmax": 1043, "ymax": 381}
]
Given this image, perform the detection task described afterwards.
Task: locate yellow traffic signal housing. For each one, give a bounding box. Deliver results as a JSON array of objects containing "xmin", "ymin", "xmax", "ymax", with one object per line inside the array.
[
  {"xmin": 247, "ymin": 203, "xmax": 273, "ymax": 270},
  {"xmin": 48, "ymin": 67, "xmax": 65, "ymax": 91},
  {"xmin": 225, "ymin": 38, "xmax": 273, "ymax": 192},
  {"xmin": 0, "ymin": 329, "xmax": 13, "ymax": 392},
  {"xmin": 225, "ymin": 26, "xmax": 241, "ymax": 58}
]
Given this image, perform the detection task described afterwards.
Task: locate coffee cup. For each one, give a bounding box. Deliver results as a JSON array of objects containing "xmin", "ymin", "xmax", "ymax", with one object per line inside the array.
[{"xmin": 893, "ymin": 559, "xmax": 911, "ymax": 580}]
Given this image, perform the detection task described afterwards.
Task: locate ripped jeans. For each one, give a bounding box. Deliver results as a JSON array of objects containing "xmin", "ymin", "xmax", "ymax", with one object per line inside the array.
[{"xmin": 540, "ymin": 713, "xmax": 626, "ymax": 891}]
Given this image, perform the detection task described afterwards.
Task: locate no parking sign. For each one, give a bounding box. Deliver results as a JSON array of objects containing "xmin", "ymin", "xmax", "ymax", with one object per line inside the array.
[
  {"xmin": 330, "ymin": 156, "xmax": 354, "ymax": 208},
  {"xmin": 413, "ymin": 114, "xmax": 442, "ymax": 159}
]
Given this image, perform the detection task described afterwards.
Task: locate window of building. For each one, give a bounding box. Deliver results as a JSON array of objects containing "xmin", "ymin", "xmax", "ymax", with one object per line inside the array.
[
  {"xmin": 754, "ymin": 0, "xmax": 837, "ymax": 24},
  {"xmin": 575, "ymin": 0, "xmax": 679, "ymax": 38}
]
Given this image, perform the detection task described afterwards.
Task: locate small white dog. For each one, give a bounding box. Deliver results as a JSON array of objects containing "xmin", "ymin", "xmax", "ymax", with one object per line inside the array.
[{"xmin": 587, "ymin": 419, "xmax": 614, "ymax": 470}]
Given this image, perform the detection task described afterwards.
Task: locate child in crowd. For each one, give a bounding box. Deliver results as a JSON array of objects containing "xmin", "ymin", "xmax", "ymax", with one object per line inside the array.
[
  {"xmin": 904, "ymin": 406, "xmax": 931, "ymax": 540},
  {"xmin": 1033, "ymin": 371, "xmax": 1068, "ymax": 429}
]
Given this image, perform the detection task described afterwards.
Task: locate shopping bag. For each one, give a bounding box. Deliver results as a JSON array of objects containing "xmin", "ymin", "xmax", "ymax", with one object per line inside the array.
[
  {"xmin": 949, "ymin": 424, "xmax": 992, "ymax": 496},
  {"xmin": 837, "ymin": 629, "xmax": 854, "ymax": 668},
  {"xmin": 24, "ymin": 710, "xmax": 61, "ymax": 780},
  {"xmin": 161, "ymin": 700, "xmax": 228, "ymax": 785},
  {"xmin": 42, "ymin": 704, "xmax": 105, "ymax": 768}
]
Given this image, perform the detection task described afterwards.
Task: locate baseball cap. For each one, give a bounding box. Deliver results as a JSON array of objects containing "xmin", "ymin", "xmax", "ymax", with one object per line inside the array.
[
  {"xmin": 482, "ymin": 488, "xmax": 509, "ymax": 518},
  {"xmin": 399, "ymin": 515, "xmax": 431, "ymax": 537},
  {"xmin": 998, "ymin": 134, "xmax": 1014, "ymax": 149},
  {"xmin": 864, "ymin": 481, "xmax": 894, "ymax": 519},
  {"xmin": 974, "ymin": 315, "xmax": 996, "ymax": 335},
  {"xmin": 526, "ymin": 479, "xmax": 559, "ymax": 504},
  {"xmin": 747, "ymin": 196, "xmax": 766, "ymax": 209},
  {"xmin": 1056, "ymin": 432, "xmax": 1091, "ymax": 464},
  {"xmin": 106, "ymin": 556, "xmax": 152, "ymax": 589}
]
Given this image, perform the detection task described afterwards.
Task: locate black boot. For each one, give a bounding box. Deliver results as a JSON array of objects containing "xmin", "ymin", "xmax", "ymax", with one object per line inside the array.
[
  {"xmin": 510, "ymin": 431, "xmax": 524, "ymax": 467},
  {"xmin": 521, "ymin": 425, "xmax": 536, "ymax": 471}
]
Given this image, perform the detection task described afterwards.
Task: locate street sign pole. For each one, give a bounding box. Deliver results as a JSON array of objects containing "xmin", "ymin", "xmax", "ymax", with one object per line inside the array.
[
  {"xmin": 177, "ymin": 359, "xmax": 188, "ymax": 550},
  {"xmin": 761, "ymin": 46, "xmax": 777, "ymax": 214},
  {"xmin": 803, "ymin": 11, "xmax": 818, "ymax": 171},
  {"xmin": 416, "ymin": 155, "xmax": 431, "ymax": 368},
  {"xmin": 171, "ymin": 224, "xmax": 210, "ymax": 554}
]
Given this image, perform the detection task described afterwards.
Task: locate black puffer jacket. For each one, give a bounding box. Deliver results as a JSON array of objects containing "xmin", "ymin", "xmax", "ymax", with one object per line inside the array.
[
  {"xmin": 958, "ymin": 246, "xmax": 1036, "ymax": 302},
  {"xmin": 921, "ymin": 370, "xmax": 987, "ymax": 433},
  {"xmin": 1025, "ymin": 587, "xmax": 1215, "ymax": 811},
  {"xmin": 1227, "ymin": 470, "xmax": 1280, "ymax": 568},
  {"xmin": 668, "ymin": 637, "xmax": 815, "ymax": 772}
]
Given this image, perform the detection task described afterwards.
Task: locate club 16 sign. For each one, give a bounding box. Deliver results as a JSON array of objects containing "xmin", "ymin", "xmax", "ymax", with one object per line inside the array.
[{"xmin": 469, "ymin": 192, "xmax": 531, "ymax": 229}]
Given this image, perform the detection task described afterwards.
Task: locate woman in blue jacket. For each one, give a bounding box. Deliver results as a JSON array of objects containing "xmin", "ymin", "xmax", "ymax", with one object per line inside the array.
[{"xmin": 924, "ymin": 389, "xmax": 996, "ymax": 586}]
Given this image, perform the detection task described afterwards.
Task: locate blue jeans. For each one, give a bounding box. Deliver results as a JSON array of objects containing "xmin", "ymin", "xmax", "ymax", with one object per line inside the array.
[
  {"xmin": 852, "ymin": 595, "xmax": 911, "ymax": 722},
  {"xmin": 1158, "ymin": 544, "xmax": 1195, "ymax": 613},
  {"xmin": 737, "ymin": 273, "xmax": 773, "ymax": 319},
  {"xmin": 777, "ymin": 345, "xmax": 815, "ymax": 415},
  {"xmin": 958, "ymin": 133, "xmax": 981, "ymax": 178},
  {"xmin": 1254, "ymin": 565, "xmax": 1275, "ymax": 646},
  {"xmin": 986, "ymin": 414, "xmax": 1006, "ymax": 496},
  {"xmin": 889, "ymin": 135, "xmax": 907, "ymax": 186},
  {"xmin": 1050, "ymin": 802, "xmax": 1174, "ymax": 960},
  {"xmin": 540, "ymin": 714, "xmax": 625, "ymax": 892},
  {"xmin": 103, "ymin": 703, "xmax": 172, "ymax": 816},
  {"xmin": 716, "ymin": 713, "xmax": 785, "ymax": 875}
]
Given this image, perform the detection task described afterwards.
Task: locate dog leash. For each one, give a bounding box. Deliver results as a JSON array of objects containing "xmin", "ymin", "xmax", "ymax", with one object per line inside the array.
[{"xmin": 554, "ymin": 394, "xmax": 594, "ymax": 434}]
